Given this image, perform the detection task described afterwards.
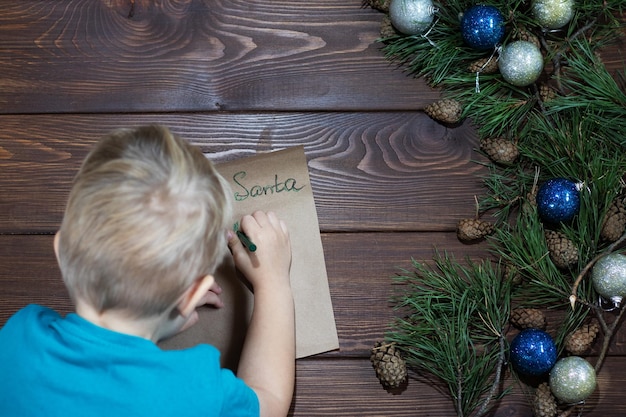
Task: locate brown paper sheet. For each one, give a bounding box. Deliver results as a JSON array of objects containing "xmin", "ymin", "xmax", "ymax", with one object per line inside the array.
[{"xmin": 159, "ymin": 146, "xmax": 339, "ymax": 368}]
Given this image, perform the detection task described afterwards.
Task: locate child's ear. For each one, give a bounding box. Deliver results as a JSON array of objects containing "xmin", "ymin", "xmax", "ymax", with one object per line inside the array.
[
  {"xmin": 53, "ymin": 232, "xmax": 61, "ymax": 261},
  {"xmin": 177, "ymin": 275, "xmax": 215, "ymax": 318}
]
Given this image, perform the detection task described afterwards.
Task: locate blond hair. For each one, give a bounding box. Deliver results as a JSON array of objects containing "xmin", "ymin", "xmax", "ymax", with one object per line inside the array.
[{"xmin": 57, "ymin": 125, "xmax": 232, "ymax": 318}]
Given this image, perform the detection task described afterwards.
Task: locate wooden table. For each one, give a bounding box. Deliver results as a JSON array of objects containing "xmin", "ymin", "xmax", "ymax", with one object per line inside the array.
[{"xmin": 1, "ymin": 1, "xmax": 625, "ymax": 415}]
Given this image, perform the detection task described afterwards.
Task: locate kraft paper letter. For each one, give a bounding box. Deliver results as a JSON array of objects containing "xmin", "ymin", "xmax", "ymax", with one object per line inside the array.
[{"xmin": 159, "ymin": 146, "xmax": 339, "ymax": 368}]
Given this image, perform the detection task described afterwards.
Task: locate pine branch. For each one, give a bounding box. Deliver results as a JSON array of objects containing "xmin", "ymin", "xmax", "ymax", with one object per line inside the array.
[
  {"xmin": 373, "ymin": 1, "xmax": 626, "ymax": 415},
  {"xmin": 388, "ymin": 253, "xmax": 511, "ymax": 417}
]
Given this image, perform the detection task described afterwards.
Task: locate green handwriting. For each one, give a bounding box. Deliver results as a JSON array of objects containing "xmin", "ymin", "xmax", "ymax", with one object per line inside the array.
[{"xmin": 232, "ymin": 171, "xmax": 305, "ymax": 201}]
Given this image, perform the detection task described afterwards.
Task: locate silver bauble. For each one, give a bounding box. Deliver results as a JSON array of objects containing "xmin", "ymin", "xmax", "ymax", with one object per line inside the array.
[
  {"xmin": 532, "ymin": 0, "xmax": 575, "ymax": 29},
  {"xmin": 591, "ymin": 252, "xmax": 626, "ymax": 305},
  {"xmin": 389, "ymin": 0, "xmax": 435, "ymax": 35},
  {"xmin": 549, "ymin": 356, "xmax": 596, "ymax": 404},
  {"xmin": 498, "ymin": 41, "xmax": 544, "ymax": 87}
]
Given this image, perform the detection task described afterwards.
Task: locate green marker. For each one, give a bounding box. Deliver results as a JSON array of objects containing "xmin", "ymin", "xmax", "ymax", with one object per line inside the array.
[{"xmin": 234, "ymin": 222, "xmax": 257, "ymax": 252}]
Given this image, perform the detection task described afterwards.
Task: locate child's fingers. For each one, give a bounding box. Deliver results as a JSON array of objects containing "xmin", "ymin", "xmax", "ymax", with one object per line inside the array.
[
  {"xmin": 227, "ymin": 230, "xmax": 244, "ymax": 252},
  {"xmin": 200, "ymin": 289, "xmax": 224, "ymax": 309}
]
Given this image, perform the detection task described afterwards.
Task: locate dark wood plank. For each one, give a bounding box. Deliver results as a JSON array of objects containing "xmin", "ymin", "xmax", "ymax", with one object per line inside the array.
[
  {"xmin": 0, "ymin": 232, "xmax": 490, "ymax": 354},
  {"xmin": 292, "ymin": 356, "xmax": 626, "ymax": 417},
  {"xmin": 0, "ymin": 0, "xmax": 438, "ymax": 114},
  {"xmin": 3, "ymin": 233, "xmax": 625, "ymax": 357},
  {"xmin": 5, "ymin": 231, "xmax": 626, "ymax": 416},
  {"xmin": 1, "ymin": 1, "xmax": 623, "ymax": 115},
  {"xmin": 0, "ymin": 113, "xmax": 485, "ymax": 233}
]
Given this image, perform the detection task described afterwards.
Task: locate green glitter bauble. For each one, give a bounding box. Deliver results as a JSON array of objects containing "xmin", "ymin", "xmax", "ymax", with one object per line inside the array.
[
  {"xmin": 532, "ymin": 0, "xmax": 574, "ymax": 29},
  {"xmin": 591, "ymin": 252, "xmax": 626, "ymax": 305},
  {"xmin": 389, "ymin": 0, "xmax": 435, "ymax": 35},
  {"xmin": 549, "ymin": 357, "xmax": 596, "ymax": 404},
  {"xmin": 498, "ymin": 41, "xmax": 544, "ymax": 87}
]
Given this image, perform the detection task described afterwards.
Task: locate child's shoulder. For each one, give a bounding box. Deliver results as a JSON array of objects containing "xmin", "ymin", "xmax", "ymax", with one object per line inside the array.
[{"xmin": 2, "ymin": 304, "xmax": 59, "ymax": 330}]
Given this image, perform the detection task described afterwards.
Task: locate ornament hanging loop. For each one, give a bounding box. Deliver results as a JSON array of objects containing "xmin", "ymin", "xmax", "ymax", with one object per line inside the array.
[
  {"xmin": 475, "ymin": 47, "xmax": 500, "ymax": 93},
  {"xmin": 598, "ymin": 295, "xmax": 622, "ymax": 312}
]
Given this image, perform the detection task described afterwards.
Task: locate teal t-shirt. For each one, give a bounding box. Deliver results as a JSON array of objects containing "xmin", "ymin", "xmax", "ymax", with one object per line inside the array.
[{"xmin": 0, "ymin": 304, "xmax": 259, "ymax": 417}]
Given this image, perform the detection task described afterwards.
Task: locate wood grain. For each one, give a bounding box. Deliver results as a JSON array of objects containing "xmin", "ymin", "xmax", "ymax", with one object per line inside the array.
[
  {"xmin": 0, "ymin": 0, "xmax": 438, "ymax": 114},
  {"xmin": 2, "ymin": 1, "xmax": 625, "ymax": 416},
  {"xmin": 0, "ymin": 113, "xmax": 486, "ymax": 233},
  {"xmin": 0, "ymin": 232, "xmax": 490, "ymax": 354},
  {"xmin": 2, "ymin": 233, "xmax": 625, "ymax": 357},
  {"xmin": 292, "ymin": 356, "xmax": 626, "ymax": 417}
]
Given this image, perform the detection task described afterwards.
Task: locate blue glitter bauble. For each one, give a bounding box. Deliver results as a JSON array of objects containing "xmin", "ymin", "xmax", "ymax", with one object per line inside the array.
[
  {"xmin": 510, "ymin": 329, "xmax": 557, "ymax": 376},
  {"xmin": 536, "ymin": 178, "xmax": 580, "ymax": 223},
  {"xmin": 460, "ymin": 5, "xmax": 506, "ymax": 50}
]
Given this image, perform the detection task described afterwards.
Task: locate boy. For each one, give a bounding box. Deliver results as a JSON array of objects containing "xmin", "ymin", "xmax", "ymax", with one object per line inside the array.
[{"xmin": 0, "ymin": 125, "xmax": 295, "ymax": 417}]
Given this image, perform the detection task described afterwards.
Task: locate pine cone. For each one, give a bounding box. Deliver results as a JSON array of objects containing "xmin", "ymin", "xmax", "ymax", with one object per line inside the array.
[
  {"xmin": 480, "ymin": 137, "xmax": 519, "ymax": 165},
  {"xmin": 601, "ymin": 197, "xmax": 626, "ymax": 242},
  {"xmin": 564, "ymin": 320, "xmax": 600, "ymax": 355},
  {"xmin": 380, "ymin": 15, "xmax": 398, "ymax": 38},
  {"xmin": 533, "ymin": 382, "xmax": 558, "ymax": 417},
  {"xmin": 545, "ymin": 230, "xmax": 578, "ymax": 269},
  {"xmin": 468, "ymin": 57, "xmax": 499, "ymax": 74},
  {"xmin": 522, "ymin": 188, "xmax": 539, "ymax": 215},
  {"xmin": 513, "ymin": 27, "xmax": 541, "ymax": 50},
  {"xmin": 539, "ymin": 84, "xmax": 557, "ymax": 102},
  {"xmin": 364, "ymin": 0, "xmax": 390, "ymax": 12},
  {"xmin": 457, "ymin": 218, "xmax": 494, "ymax": 241},
  {"xmin": 371, "ymin": 341, "xmax": 408, "ymax": 389},
  {"xmin": 504, "ymin": 263, "xmax": 523, "ymax": 285},
  {"xmin": 510, "ymin": 308, "xmax": 547, "ymax": 330},
  {"xmin": 424, "ymin": 99, "xmax": 463, "ymax": 124}
]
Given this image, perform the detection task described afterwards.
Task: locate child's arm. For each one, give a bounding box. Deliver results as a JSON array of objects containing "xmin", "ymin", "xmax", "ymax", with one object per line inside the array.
[{"xmin": 228, "ymin": 211, "xmax": 295, "ymax": 417}]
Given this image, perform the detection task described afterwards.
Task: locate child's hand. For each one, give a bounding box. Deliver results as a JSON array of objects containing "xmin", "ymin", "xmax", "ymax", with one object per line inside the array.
[{"xmin": 228, "ymin": 211, "xmax": 291, "ymax": 291}]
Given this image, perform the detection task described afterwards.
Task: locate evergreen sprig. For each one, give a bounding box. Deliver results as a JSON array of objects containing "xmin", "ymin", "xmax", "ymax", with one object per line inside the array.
[
  {"xmin": 366, "ymin": 0, "xmax": 626, "ymax": 415},
  {"xmin": 390, "ymin": 253, "xmax": 511, "ymax": 417}
]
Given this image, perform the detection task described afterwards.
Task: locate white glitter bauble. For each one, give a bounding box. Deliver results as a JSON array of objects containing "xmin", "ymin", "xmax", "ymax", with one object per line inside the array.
[
  {"xmin": 532, "ymin": 0, "xmax": 575, "ymax": 29},
  {"xmin": 498, "ymin": 41, "xmax": 544, "ymax": 87},
  {"xmin": 389, "ymin": 0, "xmax": 435, "ymax": 35},
  {"xmin": 549, "ymin": 357, "xmax": 596, "ymax": 404},
  {"xmin": 591, "ymin": 252, "xmax": 626, "ymax": 305}
]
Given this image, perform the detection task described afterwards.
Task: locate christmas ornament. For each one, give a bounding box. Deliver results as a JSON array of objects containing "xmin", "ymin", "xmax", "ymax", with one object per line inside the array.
[
  {"xmin": 510, "ymin": 308, "xmax": 546, "ymax": 330},
  {"xmin": 532, "ymin": 0, "xmax": 575, "ymax": 30},
  {"xmin": 533, "ymin": 382, "xmax": 558, "ymax": 417},
  {"xmin": 591, "ymin": 252, "xmax": 626, "ymax": 305},
  {"xmin": 370, "ymin": 341, "xmax": 408, "ymax": 388},
  {"xmin": 509, "ymin": 328, "xmax": 557, "ymax": 376},
  {"xmin": 549, "ymin": 356, "xmax": 596, "ymax": 404},
  {"xmin": 536, "ymin": 178, "xmax": 580, "ymax": 223},
  {"xmin": 389, "ymin": 0, "xmax": 435, "ymax": 35},
  {"xmin": 460, "ymin": 5, "xmax": 506, "ymax": 50},
  {"xmin": 498, "ymin": 41, "xmax": 544, "ymax": 87},
  {"xmin": 545, "ymin": 229, "xmax": 579, "ymax": 269}
]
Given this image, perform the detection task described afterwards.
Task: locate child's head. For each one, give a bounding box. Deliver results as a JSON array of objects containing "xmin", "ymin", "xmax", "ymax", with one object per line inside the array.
[{"xmin": 56, "ymin": 125, "xmax": 232, "ymax": 319}]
